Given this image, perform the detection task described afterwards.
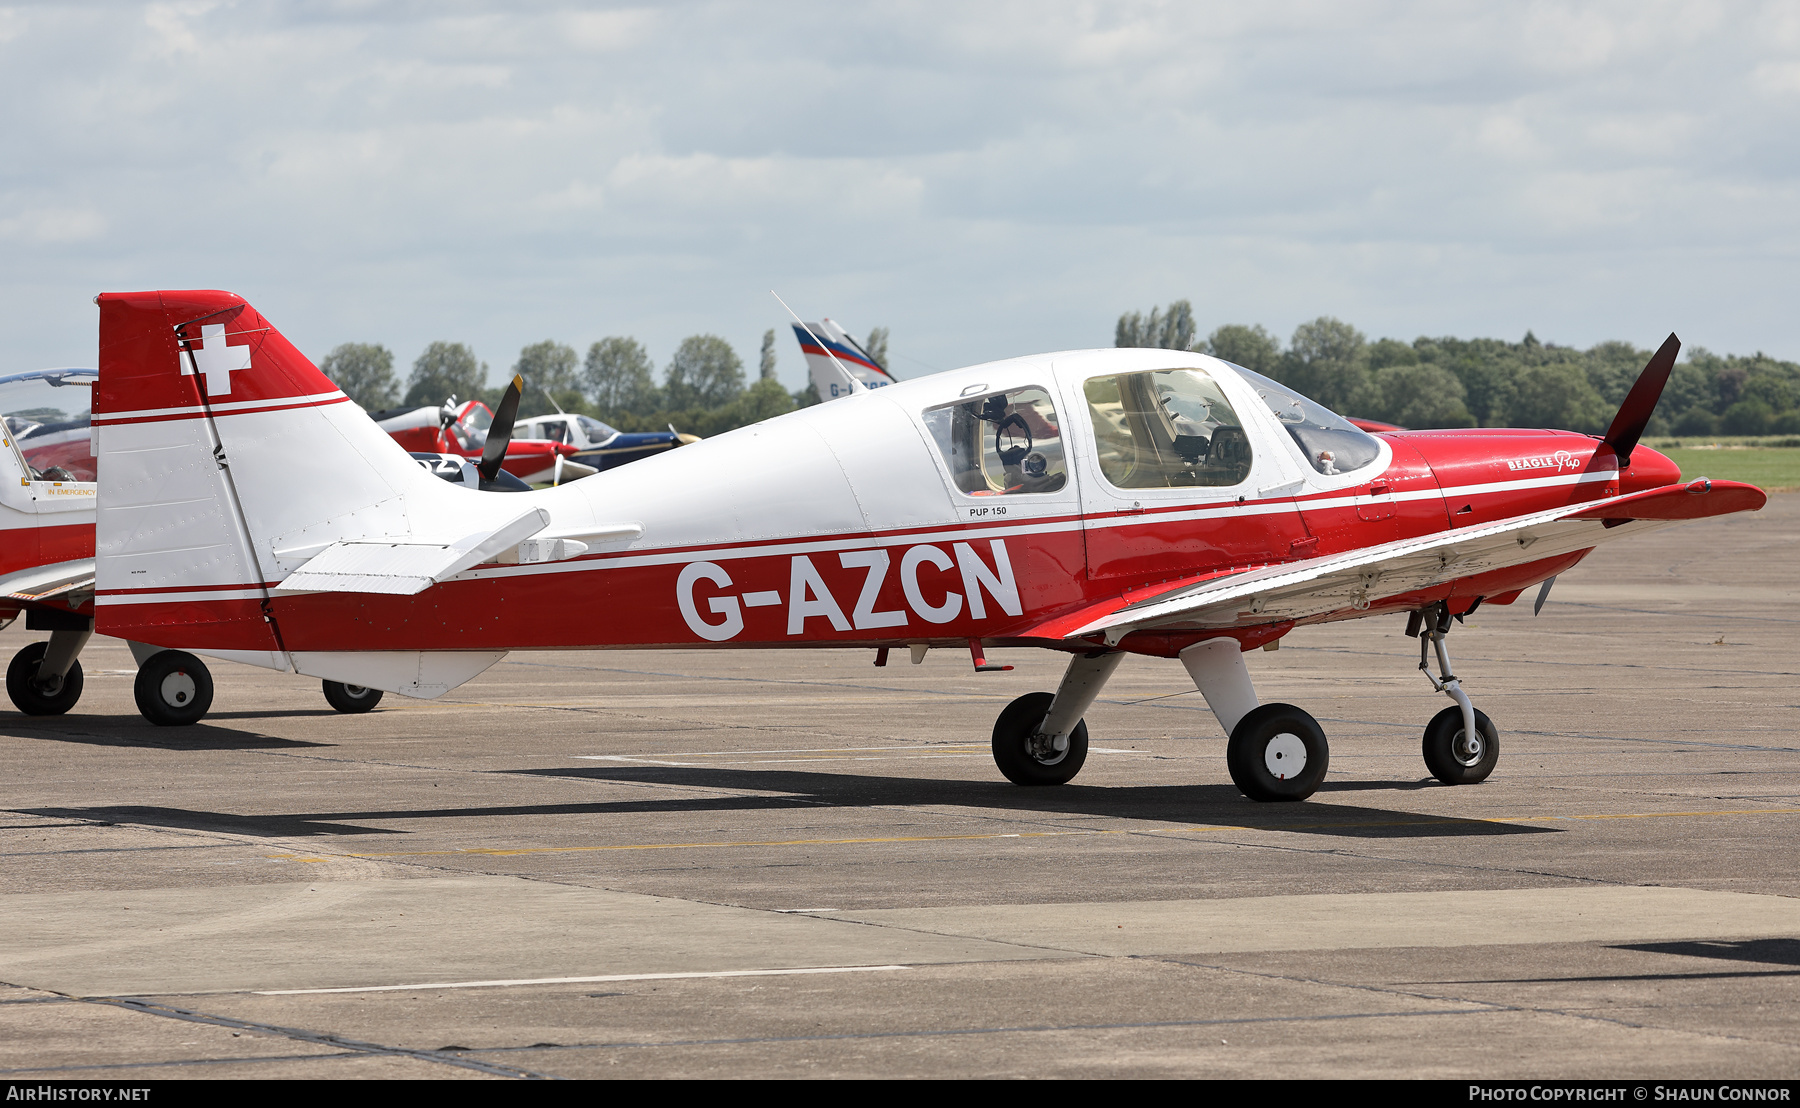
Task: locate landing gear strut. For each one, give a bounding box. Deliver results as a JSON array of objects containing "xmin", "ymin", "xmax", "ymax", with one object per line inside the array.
[
  {"xmin": 1412, "ymin": 603, "xmax": 1499, "ymax": 785},
  {"xmin": 1180, "ymin": 636, "xmax": 1333, "ymax": 802}
]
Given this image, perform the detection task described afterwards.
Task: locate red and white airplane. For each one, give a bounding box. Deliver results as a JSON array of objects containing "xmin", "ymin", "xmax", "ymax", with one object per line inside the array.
[
  {"xmin": 1, "ymin": 369, "xmax": 99, "ymax": 713},
  {"xmin": 84, "ymin": 290, "xmax": 1763, "ymax": 801},
  {"xmin": 372, "ymin": 396, "xmax": 593, "ymax": 486}
]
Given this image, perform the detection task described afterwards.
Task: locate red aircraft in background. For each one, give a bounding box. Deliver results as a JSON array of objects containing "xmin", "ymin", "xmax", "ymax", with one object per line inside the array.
[
  {"xmin": 23, "ymin": 290, "xmax": 1771, "ymax": 807},
  {"xmin": 370, "ymin": 396, "xmax": 593, "ymax": 486}
]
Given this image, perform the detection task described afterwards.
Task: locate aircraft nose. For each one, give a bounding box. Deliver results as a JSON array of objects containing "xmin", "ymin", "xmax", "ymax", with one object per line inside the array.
[{"xmin": 1622, "ymin": 445, "xmax": 1680, "ymax": 492}]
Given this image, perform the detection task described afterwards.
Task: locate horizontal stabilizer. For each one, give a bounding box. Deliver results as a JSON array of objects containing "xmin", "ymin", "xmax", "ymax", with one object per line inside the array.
[
  {"xmin": 1, "ymin": 559, "xmax": 96, "ymax": 605},
  {"xmin": 275, "ymin": 510, "xmax": 550, "ymax": 595}
]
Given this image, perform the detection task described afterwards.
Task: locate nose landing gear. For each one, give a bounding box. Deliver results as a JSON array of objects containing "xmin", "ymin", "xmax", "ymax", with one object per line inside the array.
[{"xmin": 1411, "ymin": 602, "xmax": 1499, "ymax": 785}]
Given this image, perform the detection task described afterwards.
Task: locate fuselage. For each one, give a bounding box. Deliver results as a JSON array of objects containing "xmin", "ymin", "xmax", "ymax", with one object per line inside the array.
[{"xmin": 240, "ymin": 349, "xmax": 1681, "ymax": 658}]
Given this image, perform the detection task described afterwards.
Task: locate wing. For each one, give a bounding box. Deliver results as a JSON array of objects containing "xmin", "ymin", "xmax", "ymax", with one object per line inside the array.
[{"xmin": 1062, "ymin": 479, "xmax": 1764, "ymax": 644}]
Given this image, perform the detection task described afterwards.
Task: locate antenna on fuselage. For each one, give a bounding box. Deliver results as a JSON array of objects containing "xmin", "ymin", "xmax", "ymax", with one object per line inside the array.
[{"xmin": 771, "ymin": 290, "xmax": 866, "ymax": 396}]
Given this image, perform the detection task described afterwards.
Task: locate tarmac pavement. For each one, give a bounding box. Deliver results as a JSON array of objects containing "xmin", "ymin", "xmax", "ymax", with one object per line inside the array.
[{"xmin": 0, "ymin": 492, "xmax": 1797, "ymax": 1079}]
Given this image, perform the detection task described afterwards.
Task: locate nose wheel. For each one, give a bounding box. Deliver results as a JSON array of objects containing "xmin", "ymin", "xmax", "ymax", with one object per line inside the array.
[{"xmin": 1422, "ymin": 705, "xmax": 1499, "ymax": 785}]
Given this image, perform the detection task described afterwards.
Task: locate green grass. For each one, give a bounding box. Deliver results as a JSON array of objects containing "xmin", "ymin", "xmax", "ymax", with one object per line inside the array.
[{"xmin": 1659, "ymin": 447, "xmax": 1800, "ymax": 491}]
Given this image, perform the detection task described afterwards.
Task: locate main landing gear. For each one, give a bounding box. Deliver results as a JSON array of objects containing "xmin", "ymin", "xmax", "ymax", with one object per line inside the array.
[
  {"xmin": 6, "ymin": 631, "xmax": 90, "ymax": 716},
  {"xmin": 992, "ymin": 651, "xmax": 1123, "ymax": 785},
  {"xmin": 986, "ymin": 600, "xmax": 1501, "ymax": 801}
]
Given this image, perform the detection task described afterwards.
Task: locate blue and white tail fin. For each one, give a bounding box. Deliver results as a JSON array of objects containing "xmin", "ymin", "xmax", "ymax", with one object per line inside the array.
[{"xmin": 791, "ymin": 318, "xmax": 897, "ymax": 401}]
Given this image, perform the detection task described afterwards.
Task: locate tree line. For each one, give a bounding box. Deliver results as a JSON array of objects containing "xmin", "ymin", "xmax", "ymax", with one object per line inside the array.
[
  {"xmin": 317, "ymin": 325, "xmax": 886, "ymax": 438},
  {"xmin": 1118, "ymin": 301, "xmax": 1800, "ymax": 436}
]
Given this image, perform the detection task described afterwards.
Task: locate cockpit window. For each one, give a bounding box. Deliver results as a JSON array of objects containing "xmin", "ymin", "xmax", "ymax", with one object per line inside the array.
[
  {"xmin": 1083, "ymin": 368, "xmax": 1252, "ymax": 489},
  {"xmin": 923, "ymin": 387, "xmax": 1067, "ymax": 496},
  {"xmin": 577, "ymin": 415, "xmax": 616, "ymax": 440},
  {"xmin": 1229, "ymin": 366, "xmax": 1381, "ymax": 476}
]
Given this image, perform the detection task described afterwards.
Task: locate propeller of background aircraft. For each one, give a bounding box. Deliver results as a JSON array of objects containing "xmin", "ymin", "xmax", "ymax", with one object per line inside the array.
[{"xmin": 477, "ymin": 374, "xmax": 524, "ymax": 483}]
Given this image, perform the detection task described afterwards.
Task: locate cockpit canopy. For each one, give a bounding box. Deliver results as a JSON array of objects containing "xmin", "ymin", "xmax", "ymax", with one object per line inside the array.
[{"xmin": 914, "ymin": 356, "xmax": 1381, "ymax": 500}]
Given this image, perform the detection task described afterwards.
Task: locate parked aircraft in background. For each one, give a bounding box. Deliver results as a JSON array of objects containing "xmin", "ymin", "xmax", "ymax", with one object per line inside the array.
[
  {"xmin": 514, "ymin": 411, "xmax": 694, "ymax": 476},
  {"xmin": 77, "ymin": 290, "xmax": 1765, "ymax": 804},
  {"xmin": 792, "ymin": 318, "xmax": 898, "ymax": 400},
  {"xmin": 371, "ymin": 397, "xmax": 590, "ymax": 485},
  {"xmin": 1, "ymin": 369, "xmax": 98, "ymax": 715}
]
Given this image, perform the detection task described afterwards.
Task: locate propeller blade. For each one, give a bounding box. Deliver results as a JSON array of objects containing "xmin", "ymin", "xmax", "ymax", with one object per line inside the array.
[
  {"xmin": 1601, "ymin": 333, "xmax": 1680, "ymax": 468},
  {"xmin": 1533, "ymin": 575, "xmax": 1557, "ymax": 616},
  {"xmin": 477, "ymin": 375, "xmax": 524, "ymax": 483}
]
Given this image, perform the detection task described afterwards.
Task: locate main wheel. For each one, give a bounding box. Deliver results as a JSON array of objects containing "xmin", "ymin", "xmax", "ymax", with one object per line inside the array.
[
  {"xmin": 992, "ymin": 691, "xmax": 1089, "ymax": 786},
  {"xmin": 322, "ymin": 680, "xmax": 383, "ymax": 713},
  {"xmin": 1422, "ymin": 705, "xmax": 1499, "ymax": 785},
  {"xmin": 1226, "ymin": 703, "xmax": 1329, "ymax": 802},
  {"xmin": 6, "ymin": 641, "xmax": 84, "ymax": 716},
  {"xmin": 133, "ymin": 650, "xmax": 214, "ymax": 726}
]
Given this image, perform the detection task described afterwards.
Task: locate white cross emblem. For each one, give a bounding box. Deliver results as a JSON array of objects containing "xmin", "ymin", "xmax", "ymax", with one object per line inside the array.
[{"xmin": 178, "ymin": 324, "xmax": 252, "ymax": 396}]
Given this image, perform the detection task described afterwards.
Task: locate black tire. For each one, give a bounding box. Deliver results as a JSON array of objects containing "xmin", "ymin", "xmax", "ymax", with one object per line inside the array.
[
  {"xmin": 1422, "ymin": 705, "xmax": 1499, "ymax": 785},
  {"xmin": 992, "ymin": 690, "xmax": 1089, "ymax": 786},
  {"xmin": 322, "ymin": 680, "xmax": 383, "ymax": 713},
  {"xmin": 133, "ymin": 650, "xmax": 214, "ymax": 726},
  {"xmin": 1226, "ymin": 703, "xmax": 1329, "ymax": 802},
  {"xmin": 6, "ymin": 641, "xmax": 84, "ymax": 716}
]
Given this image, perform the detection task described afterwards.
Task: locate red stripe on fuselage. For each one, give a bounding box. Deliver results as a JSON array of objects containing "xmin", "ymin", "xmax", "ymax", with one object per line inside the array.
[{"xmin": 92, "ymin": 395, "xmax": 352, "ymax": 427}]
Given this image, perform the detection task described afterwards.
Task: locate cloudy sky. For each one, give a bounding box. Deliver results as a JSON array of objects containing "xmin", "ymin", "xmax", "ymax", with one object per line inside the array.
[{"xmin": 3, "ymin": 1, "xmax": 1797, "ymax": 391}]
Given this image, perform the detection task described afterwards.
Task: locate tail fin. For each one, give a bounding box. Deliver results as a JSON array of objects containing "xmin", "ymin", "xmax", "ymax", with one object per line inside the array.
[
  {"xmin": 791, "ymin": 318, "xmax": 897, "ymax": 400},
  {"xmin": 92, "ymin": 290, "xmax": 548, "ymax": 695}
]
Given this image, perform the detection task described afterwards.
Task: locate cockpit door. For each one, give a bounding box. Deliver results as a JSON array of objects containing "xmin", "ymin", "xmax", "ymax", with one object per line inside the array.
[{"xmin": 1059, "ymin": 358, "xmax": 1313, "ymax": 584}]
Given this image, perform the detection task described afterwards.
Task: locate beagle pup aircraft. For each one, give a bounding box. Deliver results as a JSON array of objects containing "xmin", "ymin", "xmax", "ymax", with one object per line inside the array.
[{"xmin": 91, "ymin": 290, "xmax": 1762, "ymax": 801}]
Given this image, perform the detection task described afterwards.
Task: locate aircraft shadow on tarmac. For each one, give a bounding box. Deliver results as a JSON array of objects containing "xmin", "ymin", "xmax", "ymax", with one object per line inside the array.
[
  {"xmin": 0, "ymin": 713, "xmax": 336, "ymax": 751},
  {"xmin": 6, "ymin": 759, "xmax": 1559, "ymax": 839},
  {"xmin": 496, "ymin": 764, "xmax": 1558, "ymax": 840},
  {"xmin": 1434, "ymin": 939, "xmax": 1800, "ymax": 985},
  {"xmin": 11, "ymin": 764, "xmax": 1561, "ymax": 840}
]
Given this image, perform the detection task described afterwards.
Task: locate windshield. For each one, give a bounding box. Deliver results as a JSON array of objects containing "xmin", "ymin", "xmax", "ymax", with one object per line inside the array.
[
  {"xmin": 577, "ymin": 415, "xmax": 616, "ymax": 440},
  {"xmin": 1228, "ymin": 365, "xmax": 1381, "ymax": 476},
  {"xmin": 461, "ymin": 402, "xmax": 494, "ymax": 433},
  {"xmin": 0, "ymin": 369, "xmax": 97, "ymax": 481}
]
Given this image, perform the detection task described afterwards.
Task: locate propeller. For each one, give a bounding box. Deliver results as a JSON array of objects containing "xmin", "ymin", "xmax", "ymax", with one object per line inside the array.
[
  {"xmin": 477, "ymin": 374, "xmax": 524, "ymax": 483},
  {"xmin": 1601, "ymin": 333, "xmax": 1680, "ymax": 468}
]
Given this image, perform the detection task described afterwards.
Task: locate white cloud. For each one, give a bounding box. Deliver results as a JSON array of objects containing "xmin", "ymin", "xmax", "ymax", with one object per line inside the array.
[
  {"xmin": 0, "ymin": 206, "xmax": 107, "ymax": 243},
  {"xmin": 0, "ymin": 1, "xmax": 1797, "ymax": 382}
]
